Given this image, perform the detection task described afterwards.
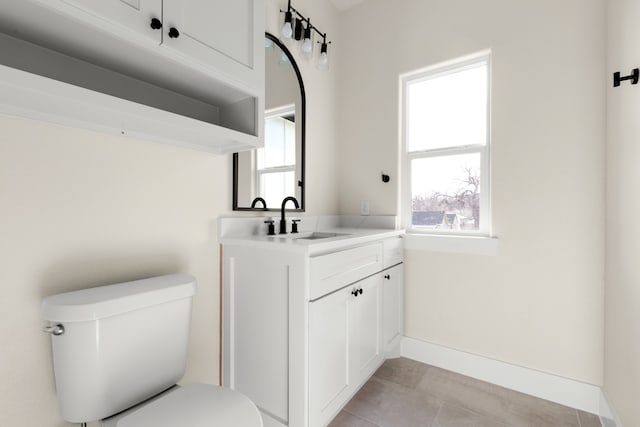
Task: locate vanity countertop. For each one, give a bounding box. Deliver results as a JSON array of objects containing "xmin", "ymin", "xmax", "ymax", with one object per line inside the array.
[{"xmin": 220, "ymin": 227, "xmax": 404, "ymax": 256}]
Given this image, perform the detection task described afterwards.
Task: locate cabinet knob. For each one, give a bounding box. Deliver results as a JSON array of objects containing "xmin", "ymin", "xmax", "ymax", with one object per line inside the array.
[
  {"xmin": 384, "ymin": 274, "xmax": 390, "ymax": 280},
  {"xmin": 358, "ymin": 288, "xmax": 364, "ymax": 295},
  {"xmin": 351, "ymin": 289, "xmax": 359, "ymax": 297},
  {"xmin": 150, "ymin": 18, "xmax": 162, "ymax": 30},
  {"xmin": 168, "ymin": 27, "xmax": 180, "ymax": 38}
]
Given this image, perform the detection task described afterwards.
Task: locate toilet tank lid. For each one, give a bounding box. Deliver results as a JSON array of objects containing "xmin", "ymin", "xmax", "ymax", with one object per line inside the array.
[{"xmin": 41, "ymin": 274, "xmax": 197, "ymax": 322}]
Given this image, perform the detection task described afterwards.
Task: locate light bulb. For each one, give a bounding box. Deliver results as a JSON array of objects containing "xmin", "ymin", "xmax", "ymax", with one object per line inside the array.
[
  {"xmin": 300, "ymin": 23, "xmax": 313, "ymax": 60},
  {"xmin": 318, "ymin": 51, "xmax": 328, "ymax": 67},
  {"xmin": 302, "ymin": 38, "xmax": 313, "ymax": 54},
  {"xmin": 281, "ymin": 11, "xmax": 293, "ymax": 39},
  {"xmin": 317, "ymin": 41, "xmax": 329, "ymax": 70},
  {"xmin": 281, "ymin": 22, "xmax": 292, "ymax": 39}
]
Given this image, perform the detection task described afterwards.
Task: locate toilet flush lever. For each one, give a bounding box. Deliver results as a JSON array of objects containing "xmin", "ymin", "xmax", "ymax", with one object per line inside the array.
[{"xmin": 42, "ymin": 324, "xmax": 65, "ymax": 336}]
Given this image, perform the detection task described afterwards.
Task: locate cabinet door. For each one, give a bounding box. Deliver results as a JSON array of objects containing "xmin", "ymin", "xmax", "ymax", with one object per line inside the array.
[
  {"xmin": 382, "ymin": 264, "xmax": 403, "ymax": 353},
  {"xmin": 349, "ymin": 274, "xmax": 383, "ymax": 387},
  {"xmin": 58, "ymin": 0, "xmax": 162, "ymax": 44},
  {"xmin": 309, "ymin": 276, "xmax": 384, "ymax": 427},
  {"xmin": 309, "ymin": 287, "xmax": 351, "ymax": 427},
  {"xmin": 162, "ymin": 0, "xmax": 263, "ymax": 88}
]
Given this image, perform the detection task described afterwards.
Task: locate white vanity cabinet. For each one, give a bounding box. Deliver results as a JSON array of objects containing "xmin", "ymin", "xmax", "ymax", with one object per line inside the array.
[{"xmin": 222, "ymin": 232, "xmax": 403, "ymax": 427}]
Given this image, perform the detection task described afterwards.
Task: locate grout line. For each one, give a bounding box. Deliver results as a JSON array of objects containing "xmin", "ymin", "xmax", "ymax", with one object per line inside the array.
[
  {"xmin": 431, "ymin": 402, "xmax": 444, "ymax": 427},
  {"xmin": 342, "ymin": 407, "xmax": 381, "ymax": 426}
]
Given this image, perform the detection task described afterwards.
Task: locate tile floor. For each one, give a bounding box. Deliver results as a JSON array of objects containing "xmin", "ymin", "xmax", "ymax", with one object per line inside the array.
[{"xmin": 328, "ymin": 358, "xmax": 602, "ymax": 427}]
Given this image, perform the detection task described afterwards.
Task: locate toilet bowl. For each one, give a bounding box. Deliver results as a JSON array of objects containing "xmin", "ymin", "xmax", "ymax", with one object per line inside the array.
[
  {"xmin": 101, "ymin": 384, "xmax": 262, "ymax": 427},
  {"xmin": 41, "ymin": 274, "xmax": 262, "ymax": 426}
]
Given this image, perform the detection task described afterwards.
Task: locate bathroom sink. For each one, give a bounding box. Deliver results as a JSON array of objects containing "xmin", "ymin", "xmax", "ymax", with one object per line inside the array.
[{"xmin": 293, "ymin": 232, "xmax": 350, "ymax": 240}]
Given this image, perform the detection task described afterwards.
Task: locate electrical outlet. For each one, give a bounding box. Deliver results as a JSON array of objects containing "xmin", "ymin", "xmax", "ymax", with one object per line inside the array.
[{"xmin": 361, "ymin": 200, "xmax": 369, "ymax": 216}]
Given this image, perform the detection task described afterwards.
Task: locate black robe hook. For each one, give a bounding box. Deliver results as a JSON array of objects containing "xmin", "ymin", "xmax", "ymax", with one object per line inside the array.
[{"xmin": 613, "ymin": 68, "xmax": 639, "ymax": 87}]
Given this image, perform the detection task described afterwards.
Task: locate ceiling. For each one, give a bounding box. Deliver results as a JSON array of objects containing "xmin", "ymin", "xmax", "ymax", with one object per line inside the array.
[{"xmin": 329, "ymin": 0, "xmax": 367, "ymax": 11}]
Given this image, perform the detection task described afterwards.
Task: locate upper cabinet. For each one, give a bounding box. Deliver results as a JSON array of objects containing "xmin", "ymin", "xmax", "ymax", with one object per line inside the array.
[
  {"xmin": 53, "ymin": 0, "xmax": 262, "ymax": 90},
  {"xmin": 53, "ymin": 0, "xmax": 165, "ymax": 45},
  {"xmin": 163, "ymin": 0, "xmax": 260, "ymax": 88},
  {"xmin": 0, "ymin": 0, "xmax": 264, "ymax": 154}
]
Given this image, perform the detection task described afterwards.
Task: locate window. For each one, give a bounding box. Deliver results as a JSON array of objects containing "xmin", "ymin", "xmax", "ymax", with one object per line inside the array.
[
  {"xmin": 257, "ymin": 106, "xmax": 296, "ymax": 207},
  {"xmin": 402, "ymin": 52, "xmax": 491, "ymax": 236}
]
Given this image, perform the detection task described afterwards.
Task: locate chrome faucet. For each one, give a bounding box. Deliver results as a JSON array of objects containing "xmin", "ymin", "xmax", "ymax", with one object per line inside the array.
[{"xmin": 280, "ymin": 196, "xmax": 300, "ymax": 234}]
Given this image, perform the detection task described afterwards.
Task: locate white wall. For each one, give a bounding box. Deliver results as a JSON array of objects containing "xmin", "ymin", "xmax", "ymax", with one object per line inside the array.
[
  {"xmin": 266, "ymin": 0, "xmax": 341, "ymax": 215},
  {"xmin": 0, "ymin": 1, "xmax": 340, "ymax": 425},
  {"xmin": 0, "ymin": 119, "xmax": 226, "ymax": 426},
  {"xmin": 337, "ymin": 0, "xmax": 606, "ymax": 385},
  {"xmin": 605, "ymin": 0, "xmax": 640, "ymax": 425}
]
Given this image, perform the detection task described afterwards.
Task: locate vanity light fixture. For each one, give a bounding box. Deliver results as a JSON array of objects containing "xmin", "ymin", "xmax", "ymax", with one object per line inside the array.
[{"xmin": 280, "ymin": 0, "xmax": 332, "ymax": 68}]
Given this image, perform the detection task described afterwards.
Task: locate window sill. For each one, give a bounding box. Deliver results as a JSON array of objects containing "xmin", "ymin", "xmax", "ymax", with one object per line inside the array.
[{"xmin": 404, "ymin": 233, "xmax": 499, "ymax": 256}]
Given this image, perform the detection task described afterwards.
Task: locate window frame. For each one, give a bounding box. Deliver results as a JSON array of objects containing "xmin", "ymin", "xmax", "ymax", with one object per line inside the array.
[
  {"xmin": 401, "ymin": 51, "xmax": 492, "ymax": 237},
  {"xmin": 256, "ymin": 105, "xmax": 297, "ymax": 204}
]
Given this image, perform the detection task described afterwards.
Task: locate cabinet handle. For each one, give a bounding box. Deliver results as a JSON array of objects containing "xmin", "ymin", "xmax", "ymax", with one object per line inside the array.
[
  {"xmin": 384, "ymin": 274, "xmax": 390, "ymax": 280},
  {"xmin": 168, "ymin": 27, "xmax": 180, "ymax": 38},
  {"xmin": 150, "ymin": 18, "xmax": 162, "ymax": 30}
]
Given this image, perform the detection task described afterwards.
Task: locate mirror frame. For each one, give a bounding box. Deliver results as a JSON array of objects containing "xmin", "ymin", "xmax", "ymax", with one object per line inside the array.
[{"xmin": 232, "ymin": 32, "xmax": 306, "ymax": 212}]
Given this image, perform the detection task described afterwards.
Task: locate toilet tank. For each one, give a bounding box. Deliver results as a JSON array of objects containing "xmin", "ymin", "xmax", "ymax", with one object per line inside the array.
[{"xmin": 41, "ymin": 274, "xmax": 197, "ymax": 423}]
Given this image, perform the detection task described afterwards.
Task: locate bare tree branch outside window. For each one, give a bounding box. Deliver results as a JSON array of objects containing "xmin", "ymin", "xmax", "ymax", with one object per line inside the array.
[{"xmin": 412, "ymin": 165, "xmax": 480, "ymax": 230}]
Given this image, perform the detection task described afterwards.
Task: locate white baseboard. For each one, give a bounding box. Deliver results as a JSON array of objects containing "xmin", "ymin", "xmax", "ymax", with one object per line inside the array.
[
  {"xmin": 599, "ymin": 390, "xmax": 623, "ymax": 427},
  {"xmin": 400, "ymin": 337, "xmax": 603, "ymax": 416},
  {"xmin": 384, "ymin": 334, "xmax": 403, "ymax": 358}
]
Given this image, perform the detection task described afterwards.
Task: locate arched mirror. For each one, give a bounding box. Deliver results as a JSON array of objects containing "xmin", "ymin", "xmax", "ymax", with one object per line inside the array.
[{"xmin": 233, "ymin": 32, "xmax": 305, "ymax": 211}]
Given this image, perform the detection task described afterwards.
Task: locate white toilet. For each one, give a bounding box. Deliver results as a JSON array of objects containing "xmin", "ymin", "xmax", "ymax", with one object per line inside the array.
[{"xmin": 41, "ymin": 273, "xmax": 263, "ymax": 427}]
